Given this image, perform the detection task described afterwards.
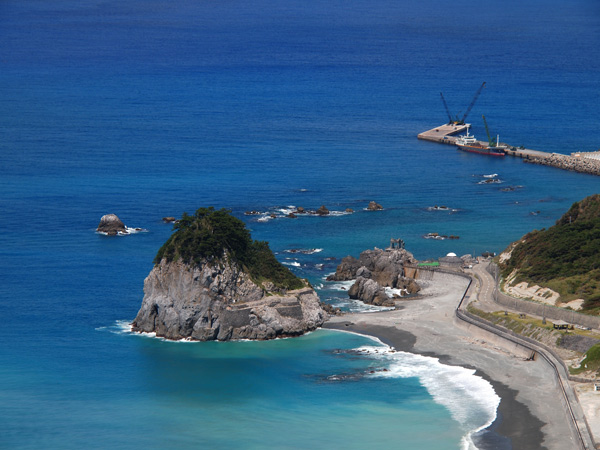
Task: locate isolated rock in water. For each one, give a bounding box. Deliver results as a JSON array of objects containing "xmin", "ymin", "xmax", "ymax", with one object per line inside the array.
[
  {"xmin": 97, "ymin": 214, "xmax": 126, "ymax": 235},
  {"xmin": 328, "ymin": 247, "xmax": 421, "ymax": 306},
  {"xmin": 131, "ymin": 207, "xmax": 327, "ymax": 341},
  {"xmin": 162, "ymin": 216, "xmax": 177, "ymax": 223},
  {"xmin": 367, "ymin": 201, "xmax": 383, "ymax": 211},
  {"xmin": 316, "ymin": 205, "xmax": 330, "ymax": 216}
]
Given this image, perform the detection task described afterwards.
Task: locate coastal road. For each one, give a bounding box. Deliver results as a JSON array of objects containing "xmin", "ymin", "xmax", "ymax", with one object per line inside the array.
[
  {"xmin": 463, "ymin": 260, "xmax": 597, "ymax": 449},
  {"xmin": 468, "ymin": 259, "xmax": 510, "ymax": 313}
]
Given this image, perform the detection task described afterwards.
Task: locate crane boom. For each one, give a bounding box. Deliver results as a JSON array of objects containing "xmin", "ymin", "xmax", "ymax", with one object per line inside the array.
[
  {"xmin": 482, "ymin": 114, "xmax": 495, "ymax": 147},
  {"xmin": 461, "ymin": 82, "xmax": 486, "ymax": 123},
  {"xmin": 440, "ymin": 92, "xmax": 454, "ymax": 124}
]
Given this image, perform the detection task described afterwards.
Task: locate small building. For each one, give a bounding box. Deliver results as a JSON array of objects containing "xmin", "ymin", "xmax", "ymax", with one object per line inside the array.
[
  {"xmin": 439, "ymin": 252, "xmax": 463, "ymax": 268},
  {"xmin": 552, "ymin": 320, "xmax": 570, "ymax": 330}
]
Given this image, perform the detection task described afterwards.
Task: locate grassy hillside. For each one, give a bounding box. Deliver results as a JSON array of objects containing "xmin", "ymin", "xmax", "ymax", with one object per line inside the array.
[
  {"xmin": 500, "ymin": 195, "xmax": 600, "ymax": 313},
  {"xmin": 155, "ymin": 207, "xmax": 305, "ymax": 291}
]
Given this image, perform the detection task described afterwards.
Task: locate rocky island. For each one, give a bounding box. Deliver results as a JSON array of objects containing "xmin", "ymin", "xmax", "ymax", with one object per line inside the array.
[
  {"xmin": 96, "ymin": 214, "xmax": 127, "ymax": 235},
  {"xmin": 132, "ymin": 207, "xmax": 327, "ymax": 341}
]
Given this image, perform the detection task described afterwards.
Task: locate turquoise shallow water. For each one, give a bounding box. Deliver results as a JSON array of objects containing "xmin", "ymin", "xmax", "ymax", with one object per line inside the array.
[
  {"xmin": 1, "ymin": 0, "xmax": 599, "ymax": 448},
  {"xmin": 2, "ymin": 327, "xmax": 475, "ymax": 450}
]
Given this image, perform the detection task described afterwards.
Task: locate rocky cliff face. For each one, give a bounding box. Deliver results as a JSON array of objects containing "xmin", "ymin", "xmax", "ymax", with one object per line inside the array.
[
  {"xmin": 132, "ymin": 258, "xmax": 327, "ymax": 341},
  {"xmin": 327, "ymin": 248, "xmax": 421, "ymax": 307}
]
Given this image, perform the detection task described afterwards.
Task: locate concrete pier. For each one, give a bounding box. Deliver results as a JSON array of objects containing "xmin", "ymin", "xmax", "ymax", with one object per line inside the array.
[
  {"xmin": 417, "ymin": 123, "xmax": 469, "ymax": 144},
  {"xmin": 418, "ymin": 124, "xmax": 600, "ymax": 176}
]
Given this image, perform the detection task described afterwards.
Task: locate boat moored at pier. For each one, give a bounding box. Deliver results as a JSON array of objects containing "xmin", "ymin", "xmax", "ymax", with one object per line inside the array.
[{"xmin": 455, "ymin": 125, "xmax": 506, "ymax": 157}]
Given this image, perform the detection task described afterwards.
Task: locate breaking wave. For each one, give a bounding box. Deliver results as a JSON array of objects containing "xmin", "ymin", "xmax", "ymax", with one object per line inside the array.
[{"xmin": 357, "ymin": 344, "xmax": 500, "ymax": 450}]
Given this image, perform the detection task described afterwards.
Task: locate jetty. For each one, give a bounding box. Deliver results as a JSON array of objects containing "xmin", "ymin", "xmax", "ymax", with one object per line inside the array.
[
  {"xmin": 418, "ymin": 124, "xmax": 600, "ymax": 177},
  {"xmin": 417, "ymin": 123, "xmax": 469, "ymax": 145}
]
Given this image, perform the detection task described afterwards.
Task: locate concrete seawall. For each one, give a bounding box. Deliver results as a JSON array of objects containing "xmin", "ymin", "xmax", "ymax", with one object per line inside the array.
[{"xmin": 452, "ymin": 269, "xmax": 596, "ymax": 449}]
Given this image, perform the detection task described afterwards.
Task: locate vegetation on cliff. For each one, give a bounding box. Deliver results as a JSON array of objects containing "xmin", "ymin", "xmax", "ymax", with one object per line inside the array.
[
  {"xmin": 154, "ymin": 207, "xmax": 305, "ymax": 290},
  {"xmin": 571, "ymin": 343, "xmax": 600, "ymax": 376},
  {"xmin": 500, "ymin": 195, "xmax": 600, "ymax": 312}
]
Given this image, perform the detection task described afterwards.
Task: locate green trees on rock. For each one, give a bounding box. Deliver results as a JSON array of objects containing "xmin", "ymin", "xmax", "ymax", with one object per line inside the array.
[{"xmin": 155, "ymin": 207, "xmax": 305, "ymax": 291}]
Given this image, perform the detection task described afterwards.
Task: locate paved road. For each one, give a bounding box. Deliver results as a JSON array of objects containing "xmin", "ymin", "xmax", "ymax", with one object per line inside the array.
[
  {"xmin": 466, "ymin": 259, "xmax": 502, "ymax": 312},
  {"xmin": 462, "ymin": 259, "xmax": 597, "ymax": 449}
]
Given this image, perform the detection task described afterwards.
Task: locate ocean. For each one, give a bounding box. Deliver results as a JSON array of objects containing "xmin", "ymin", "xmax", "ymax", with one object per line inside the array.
[{"xmin": 1, "ymin": 0, "xmax": 599, "ymax": 448}]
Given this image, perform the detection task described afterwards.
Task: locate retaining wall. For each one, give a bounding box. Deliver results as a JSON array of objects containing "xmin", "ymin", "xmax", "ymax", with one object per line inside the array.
[
  {"xmin": 486, "ymin": 263, "xmax": 600, "ymax": 330},
  {"xmin": 451, "ymin": 271, "xmax": 596, "ymax": 449}
]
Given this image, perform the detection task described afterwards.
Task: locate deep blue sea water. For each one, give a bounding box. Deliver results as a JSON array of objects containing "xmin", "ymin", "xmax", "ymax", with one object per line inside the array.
[{"xmin": 1, "ymin": 0, "xmax": 599, "ymax": 448}]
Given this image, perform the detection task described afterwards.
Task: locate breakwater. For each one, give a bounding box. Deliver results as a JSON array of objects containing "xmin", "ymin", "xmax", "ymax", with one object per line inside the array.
[
  {"xmin": 419, "ymin": 124, "xmax": 600, "ymax": 177},
  {"xmin": 523, "ymin": 152, "xmax": 600, "ymax": 177}
]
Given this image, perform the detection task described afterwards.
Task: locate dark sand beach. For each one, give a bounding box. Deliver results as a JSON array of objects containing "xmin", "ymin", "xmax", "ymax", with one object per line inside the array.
[
  {"xmin": 324, "ymin": 272, "xmax": 578, "ymax": 450},
  {"xmin": 324, "ymin": 321, "xmax": 545, "ymax": 449}
]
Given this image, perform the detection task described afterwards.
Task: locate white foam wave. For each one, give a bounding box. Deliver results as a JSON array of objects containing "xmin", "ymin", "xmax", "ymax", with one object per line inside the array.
[
  {"xmin": 427, "ymin": 206, "xmax": 459, "ymax": 213},
  {"xmin": 384, "ymin": 287, "xmax": 408, "ymax": 298},
  {"xmin": 483, "ymin": 173, "xmax": 498, "ymax": 178},
  {"xmin": 276, "ymin": 206, "xmax": 297, "ymax": 215},
  {"xmin": 96, "ymin": 226, "xmax": 147, "ymax": 236},
  {"xmin": 267, "ymin": 205, "xmax": 353, "ymax": 218},
  {"xmin": 282, "ymin": 261, "xmax": 301, "ymax": 267},
  {"xmin": 478, "ymin": 178, "xmax": 502, "ymax": 185},
  {"xmin": 358, "ymin": 345, "xmax": 500, "ymax": 450},
  {"xmin": 124, "ymin": 226, "xmax": 147, "ymax": 234},
  {"xmin": 283, "ymin": 248, "xmax": 323, "ymax": 254},
  {"xmin": 328, "ymin": 210, "xmax": 352, "ymax": 216},
  {"xmin": 95, "ymin": 319, "xmax": 134, "ymax": 334},
  {"xmin": 99, "ymin": 320, "xmax": 200, "ymax": 343},
  {"xmin": 328, "ymin": 280, "xmax": 355, "ymax": 291},
  {"xmin": 346, "ymin": 299, "xmax": 394, "ymax": 313}
]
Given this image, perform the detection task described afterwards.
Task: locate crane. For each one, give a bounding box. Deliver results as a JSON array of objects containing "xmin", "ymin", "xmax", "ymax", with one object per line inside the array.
[
  {"xmin": 440, "ymin": 82, "xmax": 486, "ymax": 125},
  {"xmin": 482, "ymin": 115, "xmax": 499, "ymax": 148},
  {"xmin": 440, "ymin": 92, "xmax": 457, "ymax": 124},
  {"xmin": 461, "ymin": 82, "xmax": 486, "ymax": 124}
]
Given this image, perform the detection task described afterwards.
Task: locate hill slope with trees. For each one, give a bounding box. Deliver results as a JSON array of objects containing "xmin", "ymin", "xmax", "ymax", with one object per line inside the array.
[{"xmin": 499, "ymin": 194, "xmax": 600, "ymax": 313}]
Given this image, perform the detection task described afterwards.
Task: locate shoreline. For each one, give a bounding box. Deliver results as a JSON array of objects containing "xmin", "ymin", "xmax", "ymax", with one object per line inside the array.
[
  {"xmin": 323, "ymin": 321, "xmax": 543, "ymax": 450},
  {"xmin": 324, "ymin": 272, "xmax": 578, "ymax": 450}
]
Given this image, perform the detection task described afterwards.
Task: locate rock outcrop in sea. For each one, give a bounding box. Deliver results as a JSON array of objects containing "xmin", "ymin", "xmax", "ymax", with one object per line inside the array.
[
  {"xmin": 97, "ymin": 214, "xmax": 127, "ymax": 235},
  {"xmin": 367, "ymin": 201, "xmax": 384, "ymax": 211},
  {"xmin": 327, "ymin": 247, "xmax": 421, "ymax": 307},
  {"xmin": 131, "ymin": 207, "xmax": 327, "ymax": 341}
]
